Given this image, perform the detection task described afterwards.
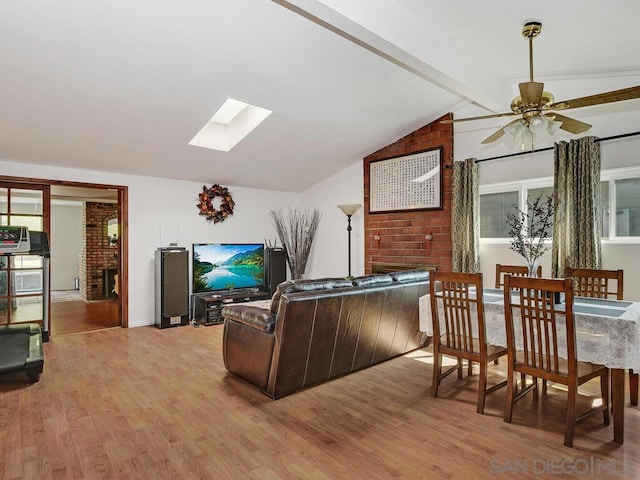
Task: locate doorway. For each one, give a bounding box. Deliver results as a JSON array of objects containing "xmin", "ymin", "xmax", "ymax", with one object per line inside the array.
[
  {"xmin": 0, "ymin": 176, "xmax": 128, "ymax": 337},
  {"xmin": 50, "ymin": 185, "xmax": 122, "ymax": 335}
]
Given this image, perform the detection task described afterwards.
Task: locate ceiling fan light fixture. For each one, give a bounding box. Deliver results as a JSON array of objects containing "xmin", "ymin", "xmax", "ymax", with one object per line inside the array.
[
  {"xmin": 504, "ymin": 121, "xmax": 524, "ymax": 139},
  {"xmin": 528, "ymin": 115, "xmax": 548, "ymax": 134},
  {"xmin": 546, "ymin": 118, "xmax": 563, "ymax": 135}
]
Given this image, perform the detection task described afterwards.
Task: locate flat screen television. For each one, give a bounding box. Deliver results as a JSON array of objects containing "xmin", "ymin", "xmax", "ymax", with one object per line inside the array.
[{"xmin": 192, "ymin": 243, "xmax": 265, "ymax": 293}]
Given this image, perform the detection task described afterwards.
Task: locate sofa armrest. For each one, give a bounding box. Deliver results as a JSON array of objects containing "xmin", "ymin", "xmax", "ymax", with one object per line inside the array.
[{"xmin": 222, "ymin": 305, "xmax": 275, "ymax": 333}]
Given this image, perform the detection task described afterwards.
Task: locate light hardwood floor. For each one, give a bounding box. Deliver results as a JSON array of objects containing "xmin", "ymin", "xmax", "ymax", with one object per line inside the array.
[
  {"xmin": 50, "ymin": 299, "xmax": 120, "ymax": 336},
  {"xmin": 0, "ymin": 325, "xmax": 638, "ymax": 479}
]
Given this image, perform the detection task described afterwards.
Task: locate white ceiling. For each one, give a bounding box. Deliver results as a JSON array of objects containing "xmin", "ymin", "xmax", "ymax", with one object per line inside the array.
[{"xmin": 1, "ymin": 1, "xmax": 639, "ymax": 192}]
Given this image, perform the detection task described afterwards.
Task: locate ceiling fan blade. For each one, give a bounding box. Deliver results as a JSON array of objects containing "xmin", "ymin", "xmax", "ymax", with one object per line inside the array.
[
  {"xmin": 481, "ymin": 119, "xmax": 521, "ymax": 144},
  {"xmin": 481, "ymin": 128, "xmax": 506, "ymax": 144},
  {"xmin": 549, "ymin": 85, "xmax": 640, "ymax": 110},
  {"xmin": 552, "ymin": 113, "xmax": 592, "ymax": 134},
  {"xmin": 519, "ymin": 82, "xmax": 544, "ymax": 106},
  {"xmin": 441, "ymin": 111, "xmax": 519, "ymax": 124}
]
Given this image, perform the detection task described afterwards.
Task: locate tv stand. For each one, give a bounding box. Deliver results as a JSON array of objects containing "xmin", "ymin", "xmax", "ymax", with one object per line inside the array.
[{"xmin": 192, "ymin": 290, "xmax": 269, "ymax": 326}]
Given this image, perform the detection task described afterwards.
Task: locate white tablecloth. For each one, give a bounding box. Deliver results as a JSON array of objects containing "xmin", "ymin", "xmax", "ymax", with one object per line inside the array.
[{"xmin": 419, "ymin": 288, "xmax": 640, "ymax": 370}]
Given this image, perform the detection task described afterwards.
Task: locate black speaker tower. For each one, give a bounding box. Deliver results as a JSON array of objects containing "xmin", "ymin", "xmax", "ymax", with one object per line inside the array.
[
  {"xmin": 264, "ymin": 247, "xmax": 287, "ymax": 297},
  {"xmin": 154, "ymin": 247, "xmax": 189, "ymax": 328}
]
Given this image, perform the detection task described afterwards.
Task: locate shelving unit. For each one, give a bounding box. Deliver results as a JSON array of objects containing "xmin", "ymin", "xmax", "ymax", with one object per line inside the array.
[{"xmin": 192, "ymin": 290, "xmax": 269, "ymax": 326}]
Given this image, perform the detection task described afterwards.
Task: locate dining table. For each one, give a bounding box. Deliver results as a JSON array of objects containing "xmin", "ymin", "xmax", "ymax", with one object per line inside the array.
[{"xmin": 419, "ymin": 287, "xmax": 640, "ymax": 444}]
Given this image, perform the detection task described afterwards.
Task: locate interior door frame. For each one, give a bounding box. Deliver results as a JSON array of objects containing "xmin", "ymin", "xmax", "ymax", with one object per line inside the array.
[{"xmin": 0, "ymin": 175, "xmax": 129, "ymax": 330}]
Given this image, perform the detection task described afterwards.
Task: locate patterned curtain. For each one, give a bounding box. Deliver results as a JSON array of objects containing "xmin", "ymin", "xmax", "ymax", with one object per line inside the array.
[
  {"xmin": 551, "ymin": 136, "xmax": 602, "ymax": 277},
  {"xmin": 451, "ymin": 158, "xmax": 480, "ymax": 272}
]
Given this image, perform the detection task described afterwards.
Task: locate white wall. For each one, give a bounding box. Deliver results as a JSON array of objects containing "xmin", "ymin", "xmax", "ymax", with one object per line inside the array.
[
  {"xmin": 50, "ymin": 202, "xmax": 83, "ymax": 290},
  {"xmin": 302, "ymin": 161, "xmax": 364, "ymax": 279},
  {"xmin": 452, "ymin": 74, "xmax": 640, "ymax": 299},
  {"xmin": 0, "ymin": 159, "xmax": 299, "ymax": 327}
]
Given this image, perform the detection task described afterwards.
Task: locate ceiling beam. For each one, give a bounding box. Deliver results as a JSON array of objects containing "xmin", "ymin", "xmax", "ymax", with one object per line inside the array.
[{"xmin": 273, "ymin": 0, "xmax": 507, "ymax": 112}]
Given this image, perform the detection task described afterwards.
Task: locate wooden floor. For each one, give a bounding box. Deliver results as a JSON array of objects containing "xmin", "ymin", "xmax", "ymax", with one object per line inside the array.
[
  {"xmin": 50, "ymin": 299, "xmax": 120, "ymax": 336},
  {"xmin": 1, "ymin": 325, "xmax": 638, "ymax": 479}
]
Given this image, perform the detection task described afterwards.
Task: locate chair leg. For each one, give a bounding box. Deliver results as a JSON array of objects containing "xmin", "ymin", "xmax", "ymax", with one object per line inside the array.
[
  {"xmin": 601, "ymin": 370, "xmax": 611, "ymax": 426},
  {"xmin": 564, "ymin": 381, "xmax": 578, "ymax": 448},
  {"xmin": 630, "ymin": 370, "xmax": 638, "ymax": 406},
  {"xmin": 477, "ymin": 361, "xmax": 488, "ymax": 414},
  {"xmin": 431, "ymin": 351, "xmax": 442, "ymax": 398},
  {"xmin": 504, "ymin": 370, "xmax": 515, "ymax": 423},
  {"xmin": 468, "ymin": 360, "xmax": 473, "ymax": 377},
  {"xmin": 457, "ymin": 358, "xmax": 463, "ymax": 380}
]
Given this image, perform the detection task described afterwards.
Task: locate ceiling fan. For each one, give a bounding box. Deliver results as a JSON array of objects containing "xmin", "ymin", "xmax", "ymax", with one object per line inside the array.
[{"xmin": 443, "ymin": 21, "xmax": 640, "ymax": 145}]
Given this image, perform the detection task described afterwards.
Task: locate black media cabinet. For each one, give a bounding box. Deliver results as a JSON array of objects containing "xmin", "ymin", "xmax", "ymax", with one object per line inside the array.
[{"xmin": 192, "ymin": 290, "xmax": 269, "ymax": 326}]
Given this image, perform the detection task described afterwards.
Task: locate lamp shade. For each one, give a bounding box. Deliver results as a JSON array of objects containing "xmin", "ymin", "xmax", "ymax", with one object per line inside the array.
[
  {"xmin": 528, "ymin": 116, "xmax": 548, "ymax": 134},
  {"xmin": 337, "ymin": 204, "xmax": 361, "ymax": 216},
  {"xmin": 505, "ymin": 120, "xmax": 524, "ymax": 139},
  {"xmin": 546, "ymin": 118, "xmax": 563, "ymax": 135}
]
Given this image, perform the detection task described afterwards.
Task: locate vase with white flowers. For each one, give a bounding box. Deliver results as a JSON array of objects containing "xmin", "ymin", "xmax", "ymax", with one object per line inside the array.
[{"xmin": 505, "ymin": 192, "xmax": 559, "ymax": 276}]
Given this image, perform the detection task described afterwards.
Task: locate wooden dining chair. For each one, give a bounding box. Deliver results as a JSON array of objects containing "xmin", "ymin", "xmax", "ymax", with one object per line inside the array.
[
  {"xmin": 502, "ymin": 275, "xmax": 610, "ymax": 447},
  {"xmin": 495, "ymin": 264, "xmax": 542, "ymax": 289},
  {"xmin": 564, "ymin": 266, "xmax": 637, "ymax": 405},
  {"xmin": 430, "ymin": 271, "xmax": 507, "ymax": 414},
  {"xmin": 564, "ymin": 267, "xmax": 623, "ymax": 300}
]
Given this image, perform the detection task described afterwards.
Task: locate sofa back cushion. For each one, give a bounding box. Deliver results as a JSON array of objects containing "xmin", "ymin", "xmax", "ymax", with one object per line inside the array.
[
  {"xmin": 270, "ymin": 280, "xmax": 295, "ymax": 314},
  {"xmin": 351, "ymin": 274, "xmax": 393, "ymax": 287},
  {"xmin": 270, "ymin": 278, "xmax": 353, "ymax": 314},
  {"xmin": 390, "ymin": 269, "xmax": 430, "ymax": 283},
  {"xmin": 288, "ymin": 278, "xmax": 353, "ymax": 292}
]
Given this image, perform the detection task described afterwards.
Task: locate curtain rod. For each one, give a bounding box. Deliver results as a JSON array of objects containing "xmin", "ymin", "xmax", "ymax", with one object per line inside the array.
[{"xmin": 473, "ymin": 130, "xmax": 640, "ymax": 164}]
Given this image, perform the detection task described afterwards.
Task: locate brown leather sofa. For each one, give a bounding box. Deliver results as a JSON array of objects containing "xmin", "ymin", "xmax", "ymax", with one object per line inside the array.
[{"xmin": 221, "ymin": 269, "xmax": 429, "ymax": 399}]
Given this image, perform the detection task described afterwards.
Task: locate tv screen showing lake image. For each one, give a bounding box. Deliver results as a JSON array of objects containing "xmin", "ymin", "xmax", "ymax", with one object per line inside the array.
[{"xmin": 192, "ymin": 243, "xmax": 264, "ymax": 293}]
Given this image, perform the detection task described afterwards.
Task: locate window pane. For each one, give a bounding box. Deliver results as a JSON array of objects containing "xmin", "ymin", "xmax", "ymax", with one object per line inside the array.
[
  {"xmin": 12, "ymin": 271, "xmax": 43, "ymax": 295},
  {"xmin": 11, "ymin": 256, "xmax": 43, "ymax": 269},
  {"xmin": 9, "ymin": 216, "xmax": 43, "ymax": 231},
  {"xmin": 0, "ymin": 188, "xmax": 7, "ymax": 214},
  {"xmin": 480, "ymin": 191, "xmax": 519, "ymax": 238},
  {"xmin": 10, "ymin": 189, "xmax": 43, "ymax": 215},
  {"xmin": 601, "ymin": 181, "xmax": 609, "ymax": 237},
  {"xmin": 615, "ymin": 178, "xmax": 640, "ymax": 236},
  {"xmin": 9, "ymin": 295, "xmax": 43, "ymax": 322},
  {"xmin": 527, "ymin": 187, "xmax": 555, "ymax": 238},
  {"xmin": 527, "ymin": 187, "xmax": 554, "ymax": 204}
]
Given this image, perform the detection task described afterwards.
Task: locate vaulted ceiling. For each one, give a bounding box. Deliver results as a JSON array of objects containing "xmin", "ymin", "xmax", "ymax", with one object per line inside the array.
[{"xmin": 1, "ymin": 1, "xmax": 638, "ymax": 192}]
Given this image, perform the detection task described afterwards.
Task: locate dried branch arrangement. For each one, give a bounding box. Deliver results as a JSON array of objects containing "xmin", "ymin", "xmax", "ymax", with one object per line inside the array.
[{"xmin": 270, "ymin": 207, "xmax": 322, "ymax": 279}]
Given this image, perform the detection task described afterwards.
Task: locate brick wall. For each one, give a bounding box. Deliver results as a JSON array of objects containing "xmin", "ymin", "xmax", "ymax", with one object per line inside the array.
[
  {"xmin": 82, "ymin": 202, "xmax": 118, "ymax": 300},
  {"xmin": 364, "ymin": 113, "xmax": 453, "ymax": 274}
]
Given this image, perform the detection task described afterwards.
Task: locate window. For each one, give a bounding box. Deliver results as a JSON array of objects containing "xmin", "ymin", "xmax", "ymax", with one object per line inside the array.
[
  {"xmin": 615, "ymin": 177, "xmax": 640, "ymax": 237},
  {"xmin": 480, "ymin": 191, "xmax": 518, "ymax": 238},
  {"xmin": 481, "ymin": 167, "xmax": 640, "ymax": 242}
]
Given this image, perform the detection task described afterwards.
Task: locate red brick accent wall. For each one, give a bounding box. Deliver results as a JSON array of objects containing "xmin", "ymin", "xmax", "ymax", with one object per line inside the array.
[
  {"xmin": 82, "ymin": 202, "xmax": 118, "ymax": 300},
  {"xmin": 364, "ymin": 113, "xmax": 453, "ymax": 274}
]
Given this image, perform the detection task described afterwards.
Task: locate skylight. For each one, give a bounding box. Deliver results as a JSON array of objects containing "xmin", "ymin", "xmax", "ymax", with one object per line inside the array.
[{"xmin": 189, "ymin": 98, "xmax": 271, "ymax": 152}]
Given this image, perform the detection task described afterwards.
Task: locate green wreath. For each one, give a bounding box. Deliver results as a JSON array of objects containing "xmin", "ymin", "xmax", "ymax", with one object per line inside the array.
[{"xmin": 197, "ymin": 184, "xmax": 235, "ymax": 223}]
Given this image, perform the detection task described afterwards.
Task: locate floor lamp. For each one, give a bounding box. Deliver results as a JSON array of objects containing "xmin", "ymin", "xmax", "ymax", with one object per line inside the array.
[{"xmin": 337, "ymin": 204, "xmax": 361, "ymax": 277}]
